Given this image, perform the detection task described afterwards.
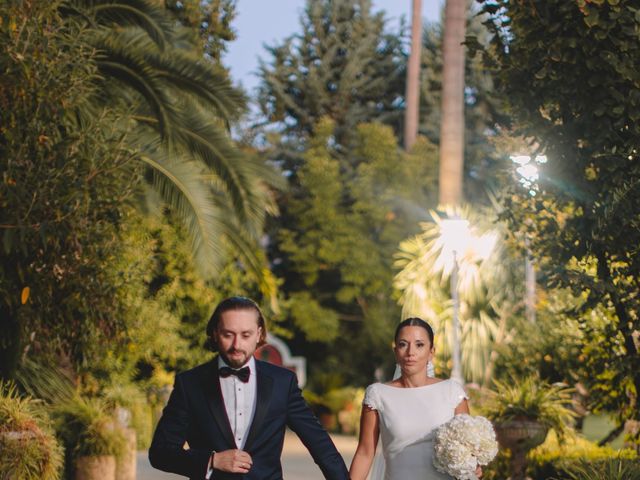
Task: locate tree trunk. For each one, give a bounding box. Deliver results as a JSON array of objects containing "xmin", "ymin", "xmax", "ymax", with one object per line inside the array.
[
  {"xmin": 404, "ymin": 0, "xmax": 422, "ymax": 151},
  {"xmin": 438, "ymin": 0, "xmax": 468, "ymax": 206}
]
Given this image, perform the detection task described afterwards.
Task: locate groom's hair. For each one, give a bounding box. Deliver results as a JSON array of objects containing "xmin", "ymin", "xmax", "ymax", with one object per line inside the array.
[
  {"xmin": 395, "ymin": 317, "xmax": 435, "ymax": 346},
  {"xmin": 205, "ymin": 296, "xmax": 268, "ymax": 351}
]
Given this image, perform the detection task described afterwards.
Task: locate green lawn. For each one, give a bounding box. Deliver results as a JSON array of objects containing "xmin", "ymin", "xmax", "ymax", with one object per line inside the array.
[{"xmin": 581, "ymin": 414, "xmax": 624, "ymax": 450}]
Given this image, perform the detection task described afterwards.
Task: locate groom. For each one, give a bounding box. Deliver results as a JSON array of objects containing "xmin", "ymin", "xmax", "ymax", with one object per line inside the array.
[{"xmin": 149, "ymin": 296, "xmax": 349, "ymax": 480}]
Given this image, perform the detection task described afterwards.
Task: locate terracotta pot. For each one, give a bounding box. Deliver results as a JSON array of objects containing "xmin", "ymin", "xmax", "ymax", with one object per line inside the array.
[
  {"xmin": 115, "ymin": 428, "xmax": 137, "ymax": 480},
  {"xmin": 75, "ymin": 455, "xmax": 116, "ymax": 480}
]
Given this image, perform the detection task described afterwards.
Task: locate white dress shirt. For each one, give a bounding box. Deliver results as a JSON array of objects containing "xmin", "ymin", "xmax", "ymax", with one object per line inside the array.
[
  {"xmin": 206, "ymin": 356, "xmax": 258, "ymax": 479},
  {"xmin": 218, "ymin": 355, "xmax": 258, "ymax": 448}
]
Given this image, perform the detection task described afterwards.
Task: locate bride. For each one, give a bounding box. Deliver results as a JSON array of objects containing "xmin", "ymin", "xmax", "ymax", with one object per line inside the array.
[{"xmin": 349, "ymin": 317, "xmax": 481, "ymax": 480}]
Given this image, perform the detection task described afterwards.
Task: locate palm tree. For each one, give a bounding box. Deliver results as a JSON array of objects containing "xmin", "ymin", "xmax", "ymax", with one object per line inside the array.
[
  {"xmin": 404, "ymin": 0, "xmax": 422, "ymax": 151},
  {"xmin": 438, "ymin": 0, "xmax": 467, "ymax": 206},
  {"xmin": 63, "ymin": 0, "xmax": 283, "ymax": 281},
  {"xmin": 394, "ymin": 206, "xmax": 521, "ymax": 384}
]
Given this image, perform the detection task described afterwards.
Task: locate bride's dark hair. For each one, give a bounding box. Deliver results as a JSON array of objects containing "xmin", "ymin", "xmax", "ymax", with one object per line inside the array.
[{"xmin": 394, "ymin": 317, "xmax": 434, "ymax": 346}]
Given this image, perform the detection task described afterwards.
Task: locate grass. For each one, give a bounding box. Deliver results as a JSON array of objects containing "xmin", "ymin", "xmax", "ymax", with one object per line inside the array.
[{"xmin": 581, "ymin": 414, "xmax": 624, "ymax": 450}]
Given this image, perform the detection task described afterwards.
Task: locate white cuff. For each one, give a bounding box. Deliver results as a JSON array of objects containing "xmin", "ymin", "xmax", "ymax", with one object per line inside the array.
[{"xmin": 205, "ymin": 450, "xmax": 216, "ymax": 480}]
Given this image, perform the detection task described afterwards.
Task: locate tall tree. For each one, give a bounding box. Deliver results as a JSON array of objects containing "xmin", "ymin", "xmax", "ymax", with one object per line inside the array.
[
  {"xmin": 165, "ymin": 0, "xmax": 237, "ymax": 61},
  {"xmin": 419, "ymin": 16, "xmax": 506, "ymax": 205},
  {"xmin": 257, "ymin": 0, "xmax": 406, "ymax": 154},
  {"xmin": 479, "ymin": 0, "xmax": 640, "ymax": 436},
  {"xmin": 404, "ymin": 0, "xmax": 423, "ymax": 151},
  {"xmin": 271, "ymin": 118, "xmax": 438, "ymax": 386},
  {"xmin": 438, "ymin": 0, "xmax": 468, "ymax": 206}
]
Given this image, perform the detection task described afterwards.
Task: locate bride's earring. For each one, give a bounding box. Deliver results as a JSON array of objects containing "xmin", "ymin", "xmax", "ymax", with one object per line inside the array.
[{"xmin": 427, "ymin": 360, "xmax": 435, "ymax": 377}]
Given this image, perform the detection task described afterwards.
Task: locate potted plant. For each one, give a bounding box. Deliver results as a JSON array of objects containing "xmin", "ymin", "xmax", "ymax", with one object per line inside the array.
[
  {"xmin": 54, "ymin": 395, "xmax": 125, "ymax": 480},
  {"xmin": 0, "ymin": 382, "xmax": 63, "ymax": 480},
  {"xmin": 482, "ymin": 376, "xmax": 575, "ymax": 480},
  {"xmin": 102, "ymin": 381, "xmax": 150, "ymax": 480}
]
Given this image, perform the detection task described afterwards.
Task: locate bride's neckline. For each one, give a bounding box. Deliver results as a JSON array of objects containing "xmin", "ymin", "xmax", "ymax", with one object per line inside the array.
[{"xmin": 380, "ymin": 379, "xmax": 447, "ymax": 390}]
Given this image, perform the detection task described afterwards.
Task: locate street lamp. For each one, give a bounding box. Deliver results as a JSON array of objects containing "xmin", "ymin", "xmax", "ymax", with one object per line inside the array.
[
  {"xmin": 439, "ymin": 218, "xmax": 471, "ymax": 384},
  {"xmin": 510, "ymin": 154, "xmax": 547, "ymax": 323}
]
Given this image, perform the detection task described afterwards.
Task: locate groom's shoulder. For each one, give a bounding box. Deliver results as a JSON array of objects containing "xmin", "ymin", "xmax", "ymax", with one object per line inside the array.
[
  {"xmin": 175, "ymin": 359, "xmax": 216, "ymax": 382},
  {"xmin": 256, "ymin": 359, "xmax": 297, "ymax": 380}
]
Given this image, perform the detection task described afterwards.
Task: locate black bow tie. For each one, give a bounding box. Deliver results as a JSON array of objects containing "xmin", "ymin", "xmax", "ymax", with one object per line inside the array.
[{"xmin": 219, "ymin": 366, "xmax": 250, "ymax": 383}]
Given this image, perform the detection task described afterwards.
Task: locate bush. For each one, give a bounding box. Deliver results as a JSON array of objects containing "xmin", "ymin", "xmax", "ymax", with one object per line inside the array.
[
  {"xmin": 482, "ymin": 376, "xmax": 576, "ymax": 436},
  {"xmin": 483, "ymin": 431, "xmax": 638, "ymax": 480},
  {"xmin": 53, "ymin": 395, "xmax": 126, "ymax": 477},
  {"xmin": 562, "ymin": 458, "xmax": 640, "ymax": 480},
  {"xmin": 102, "ymin": 381, "xmax": 153, "ymax": 449},
  {"xmin": 0, "ymin": 382, "xmax": 63, "ymax": 480},
  {"xmin": 530, "ymin": 431, "xmax": 637, "ymax": 479}
]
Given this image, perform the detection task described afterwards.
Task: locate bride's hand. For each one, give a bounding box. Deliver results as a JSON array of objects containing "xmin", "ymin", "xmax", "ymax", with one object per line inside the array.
[{"xmin": 475, "ymin": 465, "xmax": 483, "ymax": 478}]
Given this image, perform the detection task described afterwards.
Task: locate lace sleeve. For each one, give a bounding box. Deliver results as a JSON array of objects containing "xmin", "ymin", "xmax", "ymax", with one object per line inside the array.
[
  {"xmin": 363, "ymin": 384, "xmax": 380, "ymax": 411},
  {"xmin": 450, "ymin": 379, "xmax": 469, "ymax": 406}
]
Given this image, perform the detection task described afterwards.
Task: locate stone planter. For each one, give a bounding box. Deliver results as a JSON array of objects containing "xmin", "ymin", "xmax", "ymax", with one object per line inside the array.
[
  {"xmin": 115, "ymin": 428, "xmax": 137, "ymax": 480},
  {"xmin": 494, "ymin": 420, "xmax": 549, "ymax": 480},
  {"xmin": 75, "ymin": 455, "xmax": 116, "ymax": 480}
]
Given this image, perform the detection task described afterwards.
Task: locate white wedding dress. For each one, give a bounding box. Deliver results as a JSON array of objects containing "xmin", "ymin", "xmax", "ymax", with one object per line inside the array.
[{"xmin": 363, "ymin": 380, "xmax": 468, "ymax": 480}]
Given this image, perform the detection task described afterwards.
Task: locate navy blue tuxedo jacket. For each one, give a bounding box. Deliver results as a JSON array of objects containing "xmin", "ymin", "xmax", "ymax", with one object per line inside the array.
[{"xmin": 148, "ymin": 359, "xmax": 349, "ymax": 480}]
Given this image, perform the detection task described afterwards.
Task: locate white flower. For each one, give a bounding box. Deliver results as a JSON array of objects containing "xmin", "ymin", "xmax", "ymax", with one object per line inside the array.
[{"xmin": 433, "ymin": 414, "xmax": 498, "ymax": 480}]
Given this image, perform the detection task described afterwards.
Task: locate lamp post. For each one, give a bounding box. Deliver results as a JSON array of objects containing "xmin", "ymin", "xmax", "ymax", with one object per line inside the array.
[
  {"xmin": 511, "ymin": 154, "xmax": 546, "ymax": 323},
  {"xmin": 450, "ymin": 249, "xmax": 463, "ymax": 383},
  {"xmin": 440, "ymin": 218, "xmax": 471, "ymax": 384}
]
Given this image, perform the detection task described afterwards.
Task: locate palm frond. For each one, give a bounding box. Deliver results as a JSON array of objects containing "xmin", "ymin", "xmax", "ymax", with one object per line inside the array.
[
  {"xmin": 93, "ymin": 30, "xmax": 177, "ymax": 139},
  {"xmin": 69, "ymin": 0, "xmax": 170, "ymax": 49},
  {"xmin": 148, "ymin": 50, "xmax": 246, "ymax": 120}
]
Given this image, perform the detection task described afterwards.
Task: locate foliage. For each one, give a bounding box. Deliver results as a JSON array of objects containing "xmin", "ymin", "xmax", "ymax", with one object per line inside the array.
[
  {"xmin": 483, "ymin": 430, "xmax": 638, "ymax": 480},
  {"xmin": 270, "ymin": 118, "xmax": 438, "ymax": 387},
  {"xmin": 165, "ymin": 0, "xmax": 237, "ymax": 61},
  {"xmin": 53, "ymin": 395, "xmax": 126, "ymax": 465},
  {"xmin": 257, "ymin": 0, "xmax": 406, "ymax": 152},
  {"xmin": 491, "ymin": 289, "xmax": 585, "ymax": 385},
  {"xmin": 0, "ymin": 0, "xmax": 142, "ymax": 374},
  {"xmin": 0, "ymin": 382, "xmax": 63, "ymax": 480},
  {"xmin": 561, "ymin": 458, "xmax": 640, "ymax": 480},
  {"xmin": 66, "ymin": 0, "xmax": 282, "ymax": 280},
  {"xmin": 1, "ymin": 0, "xmax": 280, "ymax": 379},
  {"xmin": 482, "ymin": 376, "xmax": 576, "ymax": 436},
  {"xmin": 477, "ymin": 0, "xmax": 640, "ymax": 433}
]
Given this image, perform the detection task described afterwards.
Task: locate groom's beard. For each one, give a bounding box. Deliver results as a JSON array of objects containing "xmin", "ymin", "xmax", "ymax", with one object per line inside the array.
[{"xmin": 220, "ymin": 348, "xmax": 251, "ymax": 369}]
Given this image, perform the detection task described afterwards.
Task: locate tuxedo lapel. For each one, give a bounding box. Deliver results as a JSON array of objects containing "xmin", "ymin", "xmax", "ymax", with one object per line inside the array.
[
  {"xmin": 243, "ymin": 360, "xmax": 273, "ymax": 452},
  {"xmin": 203, "ymin": 361, "xmax": 237, "ymax": 449}
]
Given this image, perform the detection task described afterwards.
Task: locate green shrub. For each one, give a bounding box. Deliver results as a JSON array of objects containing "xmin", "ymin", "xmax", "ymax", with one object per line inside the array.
[
  {"xmin": 482, "ymin": 376, "xmax": 576, "ymax": 436},
  {"xmin": 562, "ymin": 458, "xmax": 640, "ymax": 480},
  {"xmin": 102, "ymin": 381, "xmax": 153, "ymax": 449},
  {"xmin": 53, "ymin": 394, "xmax": 126, "ymax": 478},
  {"xmin": 0, "ymin": 382, "xmax": 63, "ymax": 480},
  {"xmin": 530, "ymin": 431, "xmax": 637, "ymax": 479},
  {"xmin": 483, "ymin": 430, "xmax": 638, "ymax": 480}
]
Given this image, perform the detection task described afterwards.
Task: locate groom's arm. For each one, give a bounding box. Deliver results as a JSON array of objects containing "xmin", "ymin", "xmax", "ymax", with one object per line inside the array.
[
  {"xmin": 148, "ymin": 374, "xmax": 211, "ymax": 478},
  {"xmin": 285, "ymin": 375, "xmax": 349, "ymax": 480}
]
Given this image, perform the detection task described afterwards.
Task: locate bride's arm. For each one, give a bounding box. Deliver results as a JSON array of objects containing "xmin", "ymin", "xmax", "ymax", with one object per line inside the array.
[
  {"xmin": 454, "ymin": 398, "xmax": 470, "ymax": 415},
  {"xmin": 348, "ymin": 406, "xmax": 379, "ymax": 480}
]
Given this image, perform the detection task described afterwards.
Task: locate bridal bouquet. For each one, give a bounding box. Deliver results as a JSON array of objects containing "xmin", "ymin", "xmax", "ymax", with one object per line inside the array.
[{"xmin": 432, "ymin": 414, "xmax": 498, "ymax": 480}]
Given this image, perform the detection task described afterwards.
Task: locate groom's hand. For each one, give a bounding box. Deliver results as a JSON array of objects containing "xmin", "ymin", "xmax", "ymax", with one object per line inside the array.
[
  {"xmin": 476, "ymin": 465, "xmax": 483, "ymax": 478},
  {"xmin": 212, "ymin": 449, "xmax": 253, "ymax": 474}
]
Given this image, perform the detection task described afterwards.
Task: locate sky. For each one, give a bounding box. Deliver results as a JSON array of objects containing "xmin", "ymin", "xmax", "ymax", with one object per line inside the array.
[{"xmin": 224, "ymin": 0, "xmax": 445, "ymax": 95}]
